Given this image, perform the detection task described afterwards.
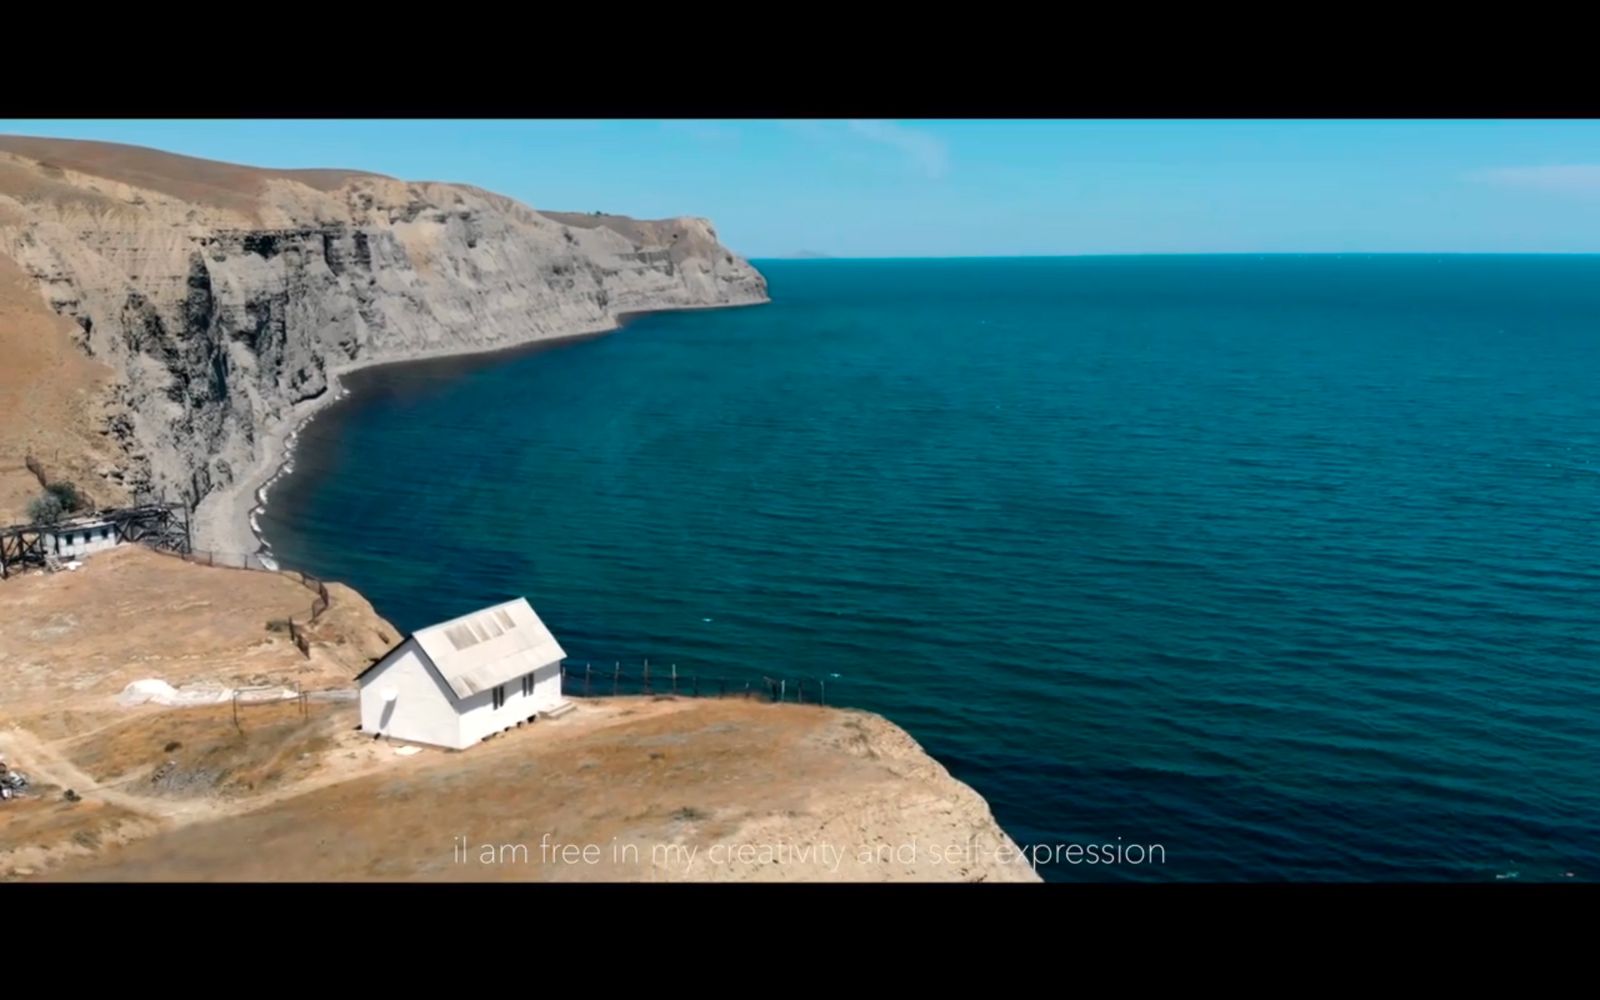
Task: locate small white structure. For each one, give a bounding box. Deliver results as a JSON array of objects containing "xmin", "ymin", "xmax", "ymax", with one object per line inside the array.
[
  {"xmin": 357, "ymin": 597, "xmax": 569, "ymax": 750},
  {"xmin": 42, "ymin": 517, "xmax": 122, "ymax": 560}
]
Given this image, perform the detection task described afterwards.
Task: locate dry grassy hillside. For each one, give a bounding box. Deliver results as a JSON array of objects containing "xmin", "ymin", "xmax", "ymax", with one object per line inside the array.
[
  {"xmin": 0, "ymin": 252, "xmax": 127, "ymax": 523},
  {"xmin": 0, "ymin": 134, "xmax": 379, "ymax": 216},
  {"xmin": 0, "ymin": 544, "xmax": 392, "ymax": 719},
  {"xmin": 40, "ymin": 698, "xmax": 1040, "ymax": 883}
]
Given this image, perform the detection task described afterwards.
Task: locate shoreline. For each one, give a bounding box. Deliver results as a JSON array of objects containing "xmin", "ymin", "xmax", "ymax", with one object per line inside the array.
[{"xmin": 193, "ymin": 299, "xmax": 769, "ymax": 562}]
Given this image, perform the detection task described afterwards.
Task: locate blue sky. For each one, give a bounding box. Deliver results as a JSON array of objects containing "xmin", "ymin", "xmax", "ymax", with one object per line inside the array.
[{"xmin": 4, "ymin": 119, "xmax": 1600, "ymax": 257}]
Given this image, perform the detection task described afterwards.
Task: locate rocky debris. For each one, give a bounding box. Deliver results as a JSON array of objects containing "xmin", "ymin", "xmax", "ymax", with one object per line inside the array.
[
  {"xmin": 147, "ymin": 758, "xmax": 224, "ymax": 797},
  {"xmin": 114, "ymin": 677, "xmax": 299, "ymax": 708},
  {"xmin": 0, "ymin": 757, "xmax": 30, "ymax": 802},
  {"xmin": 117, "ymin": 678, "xmax": 230, "ymax": 707}
]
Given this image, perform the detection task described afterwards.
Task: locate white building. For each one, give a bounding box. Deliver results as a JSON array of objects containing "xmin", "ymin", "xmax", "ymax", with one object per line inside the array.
[
  {"xmin": 357, "ymin": 597, "xmax": 569, "ymax": 750},
  {"xmin": 43, "ymin": 517, "xmax": 122, "ymax": 560}
]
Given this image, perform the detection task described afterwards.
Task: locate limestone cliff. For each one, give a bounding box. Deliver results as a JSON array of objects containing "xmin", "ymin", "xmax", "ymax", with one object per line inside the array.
[{"xmin": 0, "ymin": 135, "xmax": 768, "ymax": 547}]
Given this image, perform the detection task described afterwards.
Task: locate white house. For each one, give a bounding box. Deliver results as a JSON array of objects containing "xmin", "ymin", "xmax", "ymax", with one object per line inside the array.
[
  {"xmin": 43, "ymin": 517, "xmax": 122, "ymax": 560},
  {"xmin": 357, "ymin": 597, "xmax": 569, "ymax": 750}
]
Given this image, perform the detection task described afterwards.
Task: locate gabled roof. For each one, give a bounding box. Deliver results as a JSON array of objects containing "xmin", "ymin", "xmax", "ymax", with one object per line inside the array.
[{"xmin": 407, "ymin": 597, "xmax": 567, "ymax": 700}]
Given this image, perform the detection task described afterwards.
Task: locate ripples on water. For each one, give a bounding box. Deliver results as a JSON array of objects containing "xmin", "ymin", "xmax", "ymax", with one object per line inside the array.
[{"xmin": 263, "ymin": 256, "xmax": 1600, "ymax": 881}]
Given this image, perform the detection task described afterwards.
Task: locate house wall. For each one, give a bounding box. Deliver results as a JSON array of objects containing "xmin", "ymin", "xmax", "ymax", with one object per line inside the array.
[
  {"xmin": 44, "ymin": 523, "xmax": 121, "ymax": 559},
  {"xmin": 359, "ymin": 640, "xmax": 465, "ymax": 750},
  {"xmin": 456, "ymin": 660, "xmax": 565, "ymax": 746}
]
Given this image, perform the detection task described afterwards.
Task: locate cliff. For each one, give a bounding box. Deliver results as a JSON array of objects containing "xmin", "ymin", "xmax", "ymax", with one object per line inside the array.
[
  {"xmin": 0, "ymin": 135, "xmax": 768, "ymax": 548},
  {"xmin": 1, "ymin": 548, "xmax": 1036, "ymax": 883}
]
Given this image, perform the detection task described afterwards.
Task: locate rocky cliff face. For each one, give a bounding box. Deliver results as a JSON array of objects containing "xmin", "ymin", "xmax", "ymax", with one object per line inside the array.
[{"xmin": 0, "ymin": 136, "xmax": 768, "ymax": 546}]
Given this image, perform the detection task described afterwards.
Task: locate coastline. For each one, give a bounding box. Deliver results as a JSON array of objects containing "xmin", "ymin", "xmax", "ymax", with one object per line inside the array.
[{"xmin": 192, "ymin": 299, "xmax": 769, "ymax": 562}]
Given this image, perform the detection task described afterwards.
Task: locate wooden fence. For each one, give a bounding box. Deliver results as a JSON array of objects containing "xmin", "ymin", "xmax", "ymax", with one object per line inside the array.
[
  {"xmin": 231, "ymin": 682, "xmax": 309, "ymax": 728},
  {"xmin": 559, "ymin": 661, "xmax": 830, "ymax": 705}
]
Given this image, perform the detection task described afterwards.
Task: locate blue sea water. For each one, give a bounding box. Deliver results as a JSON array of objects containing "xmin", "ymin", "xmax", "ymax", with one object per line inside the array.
[{"xmin": 261, "ymin": 256, "xmax": 1600, "ymax": 882}]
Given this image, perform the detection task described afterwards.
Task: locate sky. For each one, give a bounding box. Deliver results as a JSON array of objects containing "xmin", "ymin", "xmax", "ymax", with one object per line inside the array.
[{"xmin": 4, "ymin": 119, "xmax": 1600, "ymax": 258}]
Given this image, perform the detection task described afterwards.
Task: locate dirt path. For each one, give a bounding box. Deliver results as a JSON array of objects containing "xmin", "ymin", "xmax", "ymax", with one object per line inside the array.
[
  {"xmin": 2, "ymin": 708, "xmax": 398, "ymax": 830},
  {"xmin": 8, "ymin": 696, "xmax": 1040, "ymax": 883},
  {"xmin": 4, "ymin": 698, "xmax": 702, "ymax": 849},
  {"xmin": 0, "ymin": 724, "xmax": 186, "ymax": 822},
  {"xmin": 41, "ymin": 698, "xmax": 1041, "ymax": 882}
]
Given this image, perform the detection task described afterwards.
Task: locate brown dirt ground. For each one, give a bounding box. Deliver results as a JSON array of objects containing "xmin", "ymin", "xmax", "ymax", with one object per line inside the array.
[
  {"xmin": 62, "ymin": 699, "xmax": 344, "ymax": 796},
  {"xmin": 0, "ymin": 547, "xmax": 402, "ymax": 878},
  {"xmin": 37, "ymin": 697, "xmax": 1038, "ymax": 883},
  {"xmin": 0, "ymin": 697, "xmax": 408, "ymax": 877},
  {"xmin": 0, "ymin": 786, "xmax": 160, "ymax": 879},
  {"xmin": 2, "ymin": 547, "xmax": 1035, "ymax": 883},
  {"xmin": 0, "ymin": 251, "xmax": 127, "ymax": 524},
  {"xmin": 0, "ymin": 544, "xmax": 391, "ymax": 720}
]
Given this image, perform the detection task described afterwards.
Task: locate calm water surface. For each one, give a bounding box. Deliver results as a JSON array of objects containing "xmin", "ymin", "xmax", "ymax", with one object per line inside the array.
[{"xmin": 263, "ymin": 257, "xmax": 1600, "ymax": 881}]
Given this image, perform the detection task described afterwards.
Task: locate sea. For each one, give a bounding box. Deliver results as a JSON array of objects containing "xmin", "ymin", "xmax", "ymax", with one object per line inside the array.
[{"xmin": 260, "ymin": 256, "xmax": 1600, "ymax": 882}]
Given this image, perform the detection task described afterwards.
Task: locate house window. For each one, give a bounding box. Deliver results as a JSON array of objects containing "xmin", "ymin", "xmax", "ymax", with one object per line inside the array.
[
  {"xmin": 521, "ymin": 674, "xmax": 534, "ymax": 697},
  {"xmin": 493, "ymin": 685, "xmax": 506, "ymax": 710}
]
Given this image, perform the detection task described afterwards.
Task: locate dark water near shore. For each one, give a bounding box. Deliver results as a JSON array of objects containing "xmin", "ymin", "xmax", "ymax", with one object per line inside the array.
[{"xmin": 263, "ymin": 256, "xmax": 1600, "ymax": 881}]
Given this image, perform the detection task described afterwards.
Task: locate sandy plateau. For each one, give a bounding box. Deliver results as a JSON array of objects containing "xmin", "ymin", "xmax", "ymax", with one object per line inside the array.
[{"xmin": 0, "ymin": 549, "xmax": 1038, "ymax": 882}]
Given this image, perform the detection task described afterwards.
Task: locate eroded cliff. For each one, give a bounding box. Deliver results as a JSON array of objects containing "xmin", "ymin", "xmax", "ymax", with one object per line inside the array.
[{"xmin": 0, "ymin": 135, "xmax": 768, "ymax": 547}]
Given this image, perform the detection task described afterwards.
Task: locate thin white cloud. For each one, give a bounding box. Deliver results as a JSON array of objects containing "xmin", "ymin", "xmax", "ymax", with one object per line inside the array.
[
  {"xmin": 1469, "ymin": 164, "xmax": 1600, "ymax": 196},
  {"xmin": 845, "ymin": 119, "xmax": 950, "ymax": 179},
  {"xmin": 783, "ymin": 120, "xmax": 950, "ymax": 179}
]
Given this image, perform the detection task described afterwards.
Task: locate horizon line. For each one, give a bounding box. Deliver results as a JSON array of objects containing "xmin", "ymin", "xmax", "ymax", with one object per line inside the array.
[{"xmin": 748, "ymin": 251, "xmax": 1600, "ymax": 261}]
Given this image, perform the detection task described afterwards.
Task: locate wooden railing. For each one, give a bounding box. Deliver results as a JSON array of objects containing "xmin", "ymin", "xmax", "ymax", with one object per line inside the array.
[{"xmin": 559, "ymin": 661, "xmax": 831, "ymax": 705}]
